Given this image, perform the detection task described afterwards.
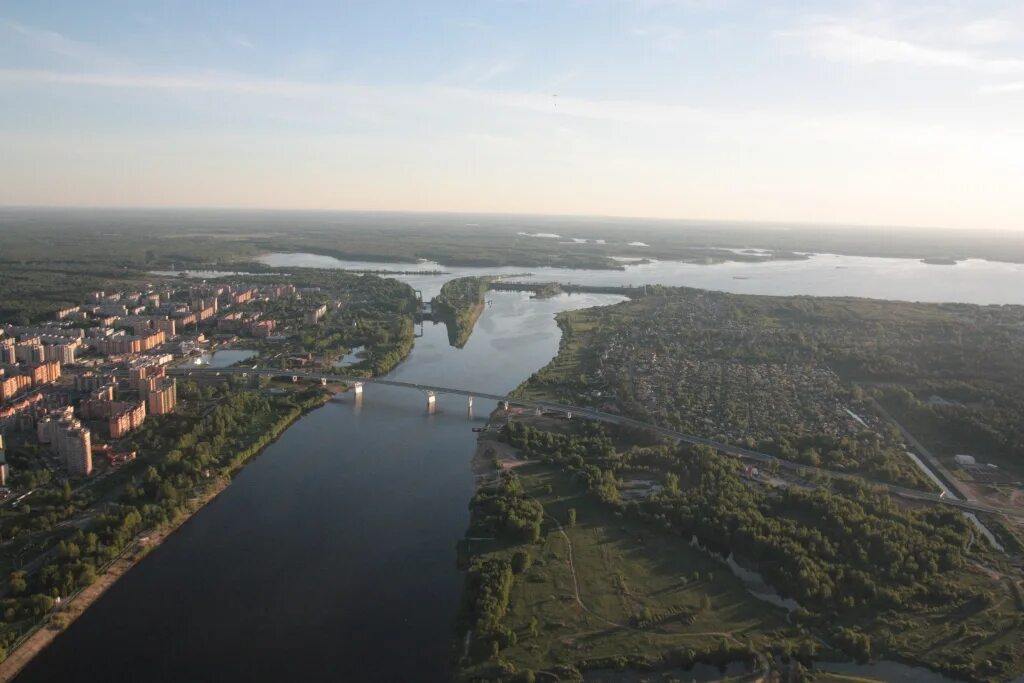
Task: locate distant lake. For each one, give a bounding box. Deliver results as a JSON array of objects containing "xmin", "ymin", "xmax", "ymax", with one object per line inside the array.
[{"xmin": 259, "ymin": 251, "xmax": 1024, "ymax": 305}]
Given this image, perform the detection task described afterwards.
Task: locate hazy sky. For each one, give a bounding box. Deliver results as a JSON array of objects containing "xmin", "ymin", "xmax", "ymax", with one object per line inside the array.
[{"xmin": 1, "ymin": 1, "xmax": 1022, "ymax": 230}]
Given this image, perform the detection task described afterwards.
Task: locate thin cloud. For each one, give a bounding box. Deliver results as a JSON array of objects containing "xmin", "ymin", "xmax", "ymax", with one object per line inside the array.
[
  {"xmin": 781, "ymin": 19, "xmax": 1024, "ymax": 75},
  {"xmin": 0, "ymin": 68, "xmax": 335, "ymax": 97},
  {"xmin": 442, "ymin": 86, "xmax": 704, "ymax": 125},
  {"xmin": 2, "ymin": 19, "xmax": 116, "ymax": 67},
  {"xmin": 978, "ymin": 81, "xmax": 1024, "ymax": 95},
  {"xmin": 225, "ymin": 32, "xmax": 255, "ymax": 50},
  {"xmin": 957, "ymin": 18, "xmax": 1019, "ymax": 46},
  {"xmin": 631, "ymin": 25, "xmax": 687, "ymax": 52},
  {"xmin": 0, "ymin": 65, "xmax": 704, "ymax": 125}
]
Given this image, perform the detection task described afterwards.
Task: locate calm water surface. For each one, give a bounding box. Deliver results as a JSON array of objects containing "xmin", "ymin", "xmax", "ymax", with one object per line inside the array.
[
  {"xmin": 191, "ymin": 348, "xmax": 258, "ymax": 368},
  {"xmin": 14, "ymin": 291, "xmax": 623, "ymax": 683},
  {"xmin": 260, "ymin": 251, "xmax": 1024, "ymax": 305}
]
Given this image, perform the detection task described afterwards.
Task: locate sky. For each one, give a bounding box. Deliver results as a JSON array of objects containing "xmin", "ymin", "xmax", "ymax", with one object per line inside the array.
[{"xmin": 1, "ymin": 0, "xmax": 1022, "ymax": 230}]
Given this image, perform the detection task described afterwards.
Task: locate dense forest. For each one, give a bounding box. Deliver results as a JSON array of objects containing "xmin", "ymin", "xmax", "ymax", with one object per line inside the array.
[{"xmin": 459, "ymin": 420, "xmax": 1023, "ymax": 682}]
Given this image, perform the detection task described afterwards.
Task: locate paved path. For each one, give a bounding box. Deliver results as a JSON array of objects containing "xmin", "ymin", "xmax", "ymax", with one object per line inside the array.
[{"xmin": 868, "ymin": 398, "xmax": 970, "ymax": 500}]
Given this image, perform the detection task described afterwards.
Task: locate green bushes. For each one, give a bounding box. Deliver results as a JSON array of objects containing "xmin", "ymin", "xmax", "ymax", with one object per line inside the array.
[
  {"xmin": 469, "ymin": 475, "xmax": 544, "ymax": 544},
  {"xmin": 463, "ymin": 558, "xmax": 515, "ymax": 657}
]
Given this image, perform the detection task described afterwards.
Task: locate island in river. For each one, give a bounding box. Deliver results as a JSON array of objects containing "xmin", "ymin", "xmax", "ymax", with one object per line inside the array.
[{"xmin": 431, "ymin": 276, "xmax": 497, "ymax": 348}]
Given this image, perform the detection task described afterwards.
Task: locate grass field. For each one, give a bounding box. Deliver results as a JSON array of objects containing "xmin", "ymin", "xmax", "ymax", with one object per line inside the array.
[
  {"xmin": 511, "ymin": 309, "xmax": 609, "ymax": 404},
  {"xmin": 460, "ymin": 463, "xmax": 794, "ymax": 679}
]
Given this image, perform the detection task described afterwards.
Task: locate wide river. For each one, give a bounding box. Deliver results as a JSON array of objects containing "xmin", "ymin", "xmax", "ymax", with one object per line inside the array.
[
  {"xmin": 14, "ymin": 283, "xmax": 625, "ymax": 683},
  {"xmin": 18, "ymin": 252, "xmax": 1008, "ymax": 682}
]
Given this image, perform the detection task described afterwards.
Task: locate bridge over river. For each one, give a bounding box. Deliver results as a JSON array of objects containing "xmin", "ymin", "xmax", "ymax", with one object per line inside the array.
[{"xmin": 168, "ymin": 366, "xmax": 1022, "ymax": 521}]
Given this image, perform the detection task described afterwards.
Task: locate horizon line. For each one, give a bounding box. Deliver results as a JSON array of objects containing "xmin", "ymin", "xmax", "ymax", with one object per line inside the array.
[{"xmin": 0, "ymin": 203, "xmax": 1014, "ymax": 235}]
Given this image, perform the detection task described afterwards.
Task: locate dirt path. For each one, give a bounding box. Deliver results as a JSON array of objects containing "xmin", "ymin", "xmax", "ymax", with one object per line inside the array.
[
  {"xmin": 543, "ymin": 510, "xmax": 741, "ymax": 642},
  {"xmin": 537, "ymin": 498, "xmax": 771, "ymax": 678},
  {"xmin": 544, "ymin": 511, "xmax": 622, "ymax": 630}
]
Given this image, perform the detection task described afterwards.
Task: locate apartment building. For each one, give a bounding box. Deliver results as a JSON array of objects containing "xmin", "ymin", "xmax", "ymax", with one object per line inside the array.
[
  {"xmin": 144, "ymin": 378, "xmax": 177, "ymax": 415},
  {"xmin": 109, "ymin": 401, "xmax": 146, "ymax": 439}
]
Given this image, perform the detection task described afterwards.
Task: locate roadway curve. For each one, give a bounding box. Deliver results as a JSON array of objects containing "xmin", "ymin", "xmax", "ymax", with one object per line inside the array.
[{"xmin": 169, "ymin": 366, "xmax": 1023, "ymax": 520}]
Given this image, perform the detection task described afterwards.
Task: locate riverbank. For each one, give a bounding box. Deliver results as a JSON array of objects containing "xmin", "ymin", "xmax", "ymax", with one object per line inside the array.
[
  {"xmin": 0, "ymin": 389, "xmax": 334, "ymax": 682},
  {"xmin": 0, "ymin": 477, "xmax": 231, "ymax": 681}
]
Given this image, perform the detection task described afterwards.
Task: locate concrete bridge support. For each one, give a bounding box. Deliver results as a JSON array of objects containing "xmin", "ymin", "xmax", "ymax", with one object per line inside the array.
[
  {"xmin": 426, "ymin": 391, "xmax": 437, "ymax": 415},
  {"xmin": 467, "ymin": 396, "xmax": 473, "ymax": 418}
]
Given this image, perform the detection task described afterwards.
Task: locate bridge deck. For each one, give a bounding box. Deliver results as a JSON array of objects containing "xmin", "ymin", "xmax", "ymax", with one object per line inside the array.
[{"xmin": 168, "ymin": 366, "xmax": 1021, "ymax": 519}]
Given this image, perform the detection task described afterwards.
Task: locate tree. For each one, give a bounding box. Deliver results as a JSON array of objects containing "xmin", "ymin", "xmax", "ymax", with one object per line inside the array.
[
  {"xmin": 800, "ymin": 448, "xmax": 822, "ymax": 467},
  {"xmin": 567, "ymin": 508, "xmax": 577, "ymax": 528},
  {"xmin": 511, "ymin": 550, "xmax": 532, "ymax": 574},
  {"xmin": 61, "ymin": 481, "xmax": 72, "ymax": 501},
  {"xmin": 29, "ymin": 594, "xmax": 54, "ymax": 617},
  {"xmin": 9, "ymin": 571, "xmax": 27, "ymax": 595}
]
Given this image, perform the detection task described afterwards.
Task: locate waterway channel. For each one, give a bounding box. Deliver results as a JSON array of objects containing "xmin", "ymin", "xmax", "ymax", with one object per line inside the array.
[{"xmin": 13, "ymin": 289, "xmax": 625, "ymax": 683}]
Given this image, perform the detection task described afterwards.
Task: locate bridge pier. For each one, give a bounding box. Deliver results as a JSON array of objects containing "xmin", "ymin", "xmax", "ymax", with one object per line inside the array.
[
  {"xmin": 566, "ymin": 411, "xmax": 572, "ymax": 420},
  {"xmin": 501, "ymin": 401, "xmax": 509, "ymax": 411},
  {"xmin": 467, "ymin": 396, "xmax": 473, "ymax": 418},
  {"xmin": 352, "ymin": 382, "xmax": 363, "ymax": 396},
  {"xmin": 320, "ymin": 377, "xmax": 327, "ymax": 386},
  {"xmin": 426, "ymin": 391, "xmax": 437, "ymax": 415}
]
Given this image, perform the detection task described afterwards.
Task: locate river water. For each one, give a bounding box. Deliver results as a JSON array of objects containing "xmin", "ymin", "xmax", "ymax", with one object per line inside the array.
[
  {"xmin": 20, "ymin": 251, "xmax": 1009, "ymax": 682},
  {"xmin": 14, "ymin": 290, "xmax": 624, "ymax": 683}
]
